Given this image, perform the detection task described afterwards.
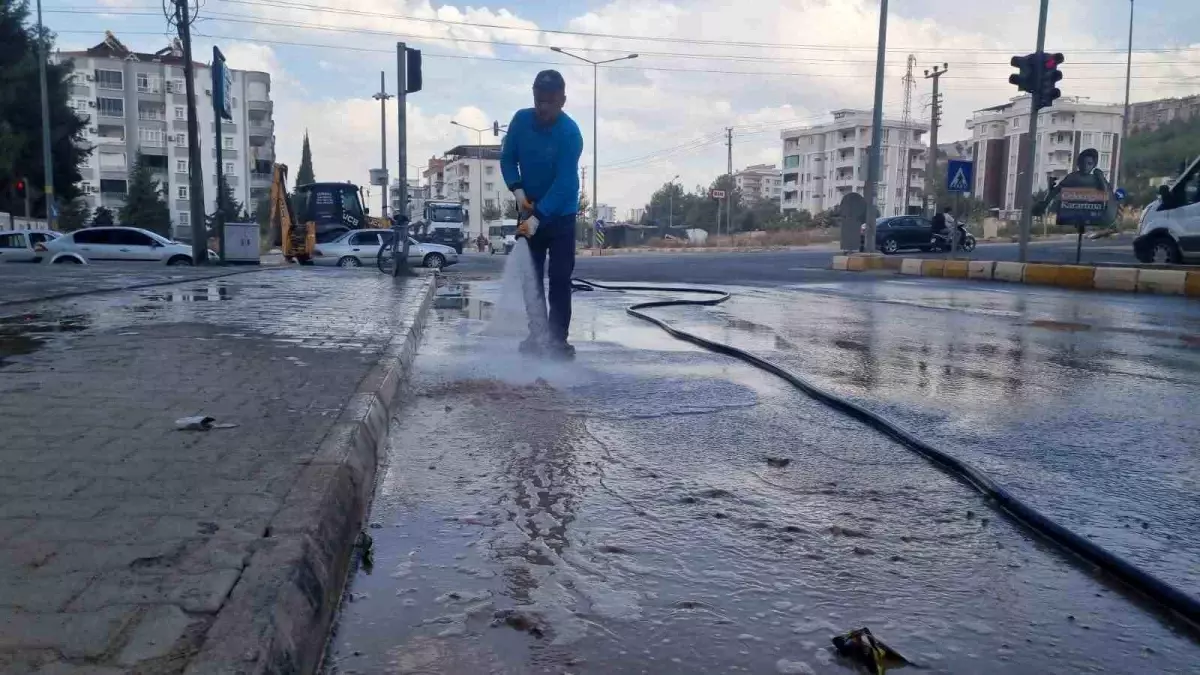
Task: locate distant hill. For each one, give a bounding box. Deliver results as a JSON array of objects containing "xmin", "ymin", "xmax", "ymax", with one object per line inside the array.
[{"xmin": 1122, "ymin": 117, "xmax": 1200, "ymax": 205}]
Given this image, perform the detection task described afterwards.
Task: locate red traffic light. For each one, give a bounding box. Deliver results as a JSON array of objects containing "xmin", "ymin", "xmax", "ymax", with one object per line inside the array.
[
  {"xmin": 16, "ymin": 180, "xmax": 24, "ymax": 191},
  {"xmin": 1044, "ymin": 52, "xmax": 1065, "ymax": 68}
]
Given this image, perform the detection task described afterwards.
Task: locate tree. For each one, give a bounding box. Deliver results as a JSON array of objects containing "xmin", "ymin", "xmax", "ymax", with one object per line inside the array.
[
  {"xmin": 295, "ymin": 131, "xmax": 314, "ymax": 187},
  {"xmin": 119, "ymin": 153, "xmax": 170, "ymax": 236},
  {"xmin": 217, "ymin": 177, "xmax": 245, "ymax": 221},
  {"xmin": 91, "ymin": 205, "xmax": 114, "ymax": 227},
  {"xmin": 0, "ymin": 1, "xmax": 90, "ymax": 217},
  {"xmin": 503, "ymin": 198, "xmax": 518, "ymax": 219},
  {"xmin": 57, "ymin": 197, "xmax": 89, "ymax": 231},
  {"xmin": 481, "ymin": 201, "xmax": 501, "ymax": 222},
  {"xmin": 577, "ymin": 191, "xmax": 590, "ymax": 219}
]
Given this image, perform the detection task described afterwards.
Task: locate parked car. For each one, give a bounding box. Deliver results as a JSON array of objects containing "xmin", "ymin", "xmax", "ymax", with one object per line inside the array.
[
  {"xmin": 1133, "ymin": 155, "xmax": 1200, "ymax": 264},
  {"xmin": 311, "ymin": 228, "xmax": 459, "ymax": 269},
  {"xmin": 38, "ymin": 227, "xmax": 197, "ymax": 265},
  {"xmin": 0, "ymin": 229, "xmax": 62, "ymax": 263},
  {"xmin": 862, "ymin": 216, "xmax": 935, "ymax": 254}
]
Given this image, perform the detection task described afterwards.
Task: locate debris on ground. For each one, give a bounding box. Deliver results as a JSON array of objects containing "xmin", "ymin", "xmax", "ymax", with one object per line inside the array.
[
  {"xmin": 765, "ymin": 457, "xmax": 792, "ymax": 468},
  {"xmin": 491, "ymin": 608, "xmax": 546, "ymax": 638},
  {"xmin": 174, "ymin": 416, "xmax": 239, "ymax": 431},
  {"xmin": 356, "ymin": 531, "xmax": 374, "ymax": 574},
  {"xmin": 831, "ymin": 627, "xmax": 913, "ymax": 674}
]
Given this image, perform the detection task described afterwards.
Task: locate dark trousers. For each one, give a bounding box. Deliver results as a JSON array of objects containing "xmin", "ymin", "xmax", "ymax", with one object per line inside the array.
[{"xmin": 526, "ymin": 216, "xmax": 576, "ymax": 344}]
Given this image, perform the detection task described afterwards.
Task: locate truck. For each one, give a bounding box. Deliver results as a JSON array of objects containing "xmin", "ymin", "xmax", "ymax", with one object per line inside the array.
[{"xmin": 411, "ymin": 200, "xmax": 466, "ymax": 254}]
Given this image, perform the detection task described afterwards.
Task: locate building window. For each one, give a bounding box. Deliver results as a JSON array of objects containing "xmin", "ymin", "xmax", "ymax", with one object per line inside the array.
[
  {"xmin": 1100, "ymin": 152, "xmax": 1110, "ymax": 167},
  {"xmin": 99, "ymin": 152, "xmax": 126, "ymax": 170},
  {"xmin": 179, "ymin": 212, "xmax": 190, "ymax": 226},
  {"xmin": 1102, "ymin": 133, "xmax": 1113, "ymax": 150},
  {"xmin": 485, "ymin": 165, "xmax": 495, "ymax": 175},
  {"xmin": 81, "ymin": 182, "xmax": 96, "ymax": 194},
  {"xmin": 176, "ymin": 159, "xmax": 188, "ymax": 172},
  {"xmin": 139, "ymin": 128, "xmax": 164, "ymax": 146},
  {"xmin": 175, "ymin": 106, "xmax": 186, "ymax": 120},
  {"xmin": 136, "ymin": 73, "xmax": 162, "ymax": 93},
  {"xmin": 174, "ymin": 133, "xmax": 187, "ymax": 146},
  {"xmin": 223, "ymin": 136, "xmax": 234, "ymax": 149},
  {"xmin": 178, "ymin": 185, "xmax": 189, "ymax": 199},
  {"xmin": 96, "ymin": 97, "xmax": 124, "ymax": 117},
  {"xmin": 484, "ymin": 182, "xmax": 494, "ymax": 192},
  {"xmin": 225, "ymin": 161, "xmax": 235, "ymax": 174},
  {"xmin": 783, "ymin": 155, "xmax": 800, "ymax": 169},
  {"xmin": 94, "ymin": 69, "xmax": 123, "ymax": 90},
  {"xmin": 171, "ymin": 78, "xmax": 184, "ymax": 93}
]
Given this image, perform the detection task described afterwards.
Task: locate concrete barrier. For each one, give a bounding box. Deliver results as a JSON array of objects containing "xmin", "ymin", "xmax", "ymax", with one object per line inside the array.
[
  {"xmin": 847, "ymin": 256, "xmax": 869, "ymax": 271},
  {"xmin": 1023, "ymin": 263, "xmax": 1059, "ymax": 286},
  {"xmin": 993, "ymin": 262, "xmax": 1026, "ymax": 282},
  {"xmin": 900, "ymin": 258, "xmax": 923, "ymax": 275},
  {"xmin": 921, "ymin": 259, "xmax": 946, "ymax": 277},
  {"xmin": 968, "ymin": 261, "xmax": 995, "ymax": 280},
  {"xmin": 831, "ymin": 255, "xmax": 849, "ymax": 271},
  {"xmin": 943, "ymin": 259, "xmax": 969, "ymax": 279},
  {"xmin": 1187, "ymin": 271, "xmax": 1200, "ymax": 298},
  {"xmin": 1093, "ymin": 266, "xmax": 1139, "ymax": 292},
  {"xmin": 1055, "ymin": 265, "xmax": 1096, "ymax": 290},
  {"xmin": 1137, "ymin": 269, "xmax": 1188, "ymax": 295}
]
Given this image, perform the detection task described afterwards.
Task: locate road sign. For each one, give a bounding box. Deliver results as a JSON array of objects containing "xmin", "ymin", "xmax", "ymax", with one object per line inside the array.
[
  {"xmin": 946, "ymin": 160, "xmax": 974, "ymax": 193},
  {"xmin": 594, "ymin": 219, "xmax": 605, "ymax": 231},
  {"xmin": 710, "ymin": 190, "xmax": 726, "ymax": 199},
  {"xmin": 211, "ymin": 47, "xmax": 233, "ymax": 121},
  {"xmin": 1114, "ymin": 187, "xmax": 1127, "ymax": 201},
  {"xmin": 594, "ymin": 220, "xmax": 605, "ymax": 248}
]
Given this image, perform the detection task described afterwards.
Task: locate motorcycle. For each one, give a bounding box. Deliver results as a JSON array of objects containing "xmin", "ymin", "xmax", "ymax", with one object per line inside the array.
[{"xmin": 930, "ymin": 224, "xmax": 976, "ymax": 253}]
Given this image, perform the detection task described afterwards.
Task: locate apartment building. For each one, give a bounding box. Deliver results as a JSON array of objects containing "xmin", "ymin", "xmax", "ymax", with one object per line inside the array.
[
  {"xmin": 780, "ymin": 110, "xmax": 929, "ymax": 217},
  {"xmin": 628, "ymin": 207, "xmax": 646, "ymax": 223},
  {"xmin": 439, "ymin": 145, "xmax": 503, "ymax": 236},
  {"xmin": 596, "ymin": 204, "xmax": 617, "ymax": 222},
  {"xmin": 733, "ymin": 164, "xmax": 783, "ymax": 202},
  {"xmin": 1128, "ymin": 95, "xmax": 1200, "ymax": 133},
  {"xmin": 422, "ymin": 157, "xmax": 449, "ymax": 198},
  {"xmin": 57, "ymin": 32, "xmax": 275, "ymax": 240},
  {"xmin": 966, "ymin": 95, "xmax": 1122, "ymax": 218}
]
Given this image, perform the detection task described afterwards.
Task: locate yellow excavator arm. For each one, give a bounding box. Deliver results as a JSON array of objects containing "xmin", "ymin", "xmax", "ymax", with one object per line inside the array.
[{"xmin": 269, "ymin": 163, "xmax": 315, "ymax": 262}]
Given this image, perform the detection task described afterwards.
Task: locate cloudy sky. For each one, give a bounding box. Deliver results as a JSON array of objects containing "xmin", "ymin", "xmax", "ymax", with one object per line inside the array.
[{"xmin": 47, "ymin": 0, "xmax": 1200, "ymax": 216}]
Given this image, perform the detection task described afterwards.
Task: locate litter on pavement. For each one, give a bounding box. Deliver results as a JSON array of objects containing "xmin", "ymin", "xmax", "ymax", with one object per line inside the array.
[
  {"xmin": 174, "ymin": 416, "xmax": 239, "ymax": 431},
  {"xmin": 831, "ymin": 627, "xmax": 913, "ymax": 674}
]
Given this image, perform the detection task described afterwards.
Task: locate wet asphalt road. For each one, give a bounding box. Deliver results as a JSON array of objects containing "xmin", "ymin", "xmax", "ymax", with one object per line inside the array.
[{"xmin": 326, "ymin": 275, "xmax": 1200, "ymax": 674}]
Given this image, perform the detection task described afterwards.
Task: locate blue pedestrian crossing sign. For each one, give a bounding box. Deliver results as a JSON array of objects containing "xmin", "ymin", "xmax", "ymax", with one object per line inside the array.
[
  {"xmin": 946, "ymin": 160, "xmax": 974, "ymax": 193},
  {"xmin": 1114, "ymin": 187, "xmax": 1127, "ymax": 201}
]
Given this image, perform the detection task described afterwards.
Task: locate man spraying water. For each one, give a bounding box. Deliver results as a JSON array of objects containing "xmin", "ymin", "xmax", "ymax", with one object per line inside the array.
[{"xmin": 500, "ymin": 69, "xmax": 584, "ymax": 360}]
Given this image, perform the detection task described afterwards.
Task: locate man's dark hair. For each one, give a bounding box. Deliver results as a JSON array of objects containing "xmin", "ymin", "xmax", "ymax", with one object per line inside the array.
[
  {"xmin": 943, "ymin": 207, "xmax": 952, "ymax": 213},
  {"xmin": 533, "ymin": 70, "xmax": 565, "ymax": 93}
]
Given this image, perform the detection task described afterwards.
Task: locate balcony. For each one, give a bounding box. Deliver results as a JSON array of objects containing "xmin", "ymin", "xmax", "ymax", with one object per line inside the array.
[
  {"xmin": 247, "ymin": 99, "xmax": 273, "ymax": 113},
  {"xmin": 96, "ymin": 135, "xmax": 126, "ymax": 146},
  {"xmin": 834, "ymin": 175, "xmax": 856, "ymax": 186},
  {"xmin": 250, "ymin": 172, "xmax": 272, "ymax": 187},
  {"xmin": 138, "ymin": 111, "xmax": 166, "ymax": 123},
  {"xmin": 834, "ymin": 154, "xmax": 856, "ymax": 169},
  {"xmin": 248, "ymin": 120, "xmax": 273, "ymax": 138},
  {"xmin": 211, "ymin": 148, "xmax": 238, "ymax": 160},
  {"xmin": 215, "ymin": 174, "xmax": 240, "ymax": 187}
]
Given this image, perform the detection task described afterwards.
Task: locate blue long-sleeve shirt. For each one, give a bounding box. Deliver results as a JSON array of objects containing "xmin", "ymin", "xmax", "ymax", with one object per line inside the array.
[{"xmin": 500, "ymin": 108, "xmax": 582, "ymax": 222}]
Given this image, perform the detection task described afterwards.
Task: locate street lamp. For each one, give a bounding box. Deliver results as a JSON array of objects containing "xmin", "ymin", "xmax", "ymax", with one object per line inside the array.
[
  {"xmin": 450, "ymin": 120, "xmax": 489, "ymax": 238},
  {"xmin": 549, "ymin": 47, "xmax": 637, "ymax": 245},
  {"xmin": 669, "ymin": 174, "xmax": 680, "ymax": 229}
]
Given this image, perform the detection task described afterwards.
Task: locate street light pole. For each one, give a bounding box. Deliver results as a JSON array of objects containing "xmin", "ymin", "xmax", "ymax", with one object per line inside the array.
[
  {"xmin": 669, "ymin": 173, "xmax": 679, "ymax": 229},
  {"xmin": 35, "ymin": 0, "xmax": 56, "ymax": 229},
  {"xmin": 451, "ymin": 120, "xmax": 489, "ymax": 238},
  {"xmin": 861, "ymin": 0, "xmax": 889, "ymax": 254},
  {"xmin": 373, "ymin": 71, "xmax": 392, "ymax": 218},
  {"xmin": 1119, "ymin": 0, "xmax": 1134, "ymax": 188},
  {"xmin": 550, "ymin": 47, "xmax": 638, "ymax": 245}
]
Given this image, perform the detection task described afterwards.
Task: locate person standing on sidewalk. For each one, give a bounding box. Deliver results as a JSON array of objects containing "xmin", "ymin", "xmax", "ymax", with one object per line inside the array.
[{"xmin": 501, "ymin": 69, "xmax": 584, "ymax": 359}]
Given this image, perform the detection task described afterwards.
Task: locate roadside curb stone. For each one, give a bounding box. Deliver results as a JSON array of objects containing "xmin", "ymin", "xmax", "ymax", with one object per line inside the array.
[{"xmin": 182, "ymin": 273, "xmax": 436, "ymax": 675}]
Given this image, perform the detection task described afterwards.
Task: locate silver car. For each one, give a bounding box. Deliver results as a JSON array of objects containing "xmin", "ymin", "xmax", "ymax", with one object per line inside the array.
[
  {"xmin": 0, "ymin": 229, "xmax": 62, "ymax": 263},
  {"xmin": 40, "ymin": 227, "xmax": 198, "ymax": 265},
  {"xmin": 312, "ymin": 229, "xmax": 459, "ymax": 269}
]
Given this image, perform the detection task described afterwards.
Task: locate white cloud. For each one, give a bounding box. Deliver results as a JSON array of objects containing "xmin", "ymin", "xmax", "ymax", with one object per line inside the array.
[{"xmin": 198, "ymin": 0, "xmax": 1199, "ymax": 215}]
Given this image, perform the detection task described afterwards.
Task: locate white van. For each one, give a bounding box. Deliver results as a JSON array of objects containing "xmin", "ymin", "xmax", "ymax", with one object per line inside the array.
[
  {"xmin": 1134, "ymin": 155, "xmax": 1200, "ymax": 264},
  {"xmin": 487, "ymin": 219, "xmax": 519, "ymax": 254}
]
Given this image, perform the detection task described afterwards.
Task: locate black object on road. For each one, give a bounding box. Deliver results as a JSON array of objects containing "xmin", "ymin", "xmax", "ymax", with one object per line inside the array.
[{"xmin": 831, "ymin": 627, "xmax": 913, "ymax": 674}]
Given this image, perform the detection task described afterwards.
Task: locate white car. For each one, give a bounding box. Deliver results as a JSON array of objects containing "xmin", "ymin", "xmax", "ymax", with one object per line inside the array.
[
  {"xmin": 0, "ymin": 229, "xmax": 62, "ymax": 263},
  {"xmin": 39, "ymin": 227, "xmax": 198, "ymax": 265},
  {"xmin": 311, "ymin": 228, "xmax": 459, "ymax": 269}
]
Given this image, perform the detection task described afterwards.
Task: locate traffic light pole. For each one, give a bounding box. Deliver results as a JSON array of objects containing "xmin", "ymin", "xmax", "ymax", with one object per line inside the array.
[{"xmin": 1016, "ymin": 0, "xmax": 1050, "ymax": 263}]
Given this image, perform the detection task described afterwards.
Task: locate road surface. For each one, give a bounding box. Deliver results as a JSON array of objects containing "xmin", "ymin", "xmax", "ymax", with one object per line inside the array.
[{"xmin": 324, "ymin": 276, "xmax": 1199, "ymax": 674}]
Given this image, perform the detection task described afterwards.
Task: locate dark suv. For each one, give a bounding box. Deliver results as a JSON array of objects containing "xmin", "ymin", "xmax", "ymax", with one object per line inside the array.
[{"xmin": 862, "ymin": 216, "xmax": 934, "ymax": 254}]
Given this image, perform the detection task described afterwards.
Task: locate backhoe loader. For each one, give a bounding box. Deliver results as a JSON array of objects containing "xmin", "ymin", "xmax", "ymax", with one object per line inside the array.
[{"xmin": 269, "ymin": 164, "xmax": 388, "ymax": 264}]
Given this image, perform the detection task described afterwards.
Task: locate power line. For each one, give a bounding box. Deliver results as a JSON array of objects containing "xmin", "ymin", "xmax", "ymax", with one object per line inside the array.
[{"xmin": 45, "ymin": 11, "xmax": 1199, "ymax": 82}]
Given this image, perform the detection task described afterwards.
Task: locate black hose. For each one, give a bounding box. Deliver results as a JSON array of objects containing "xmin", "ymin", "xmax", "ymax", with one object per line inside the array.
[{"xmin": 572, "ymin": 277, "xmax": 1200, "ymax": 636}]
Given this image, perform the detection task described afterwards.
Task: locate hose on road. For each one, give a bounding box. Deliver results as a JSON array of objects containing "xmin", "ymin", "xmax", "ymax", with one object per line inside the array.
[{"xmin": 571, "ymin": 277, "xmax": 1200, "ymax": 637}]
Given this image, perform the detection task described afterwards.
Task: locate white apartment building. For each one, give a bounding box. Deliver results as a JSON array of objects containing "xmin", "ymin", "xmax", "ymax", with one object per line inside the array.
[
  {"xmin": 439, "ymin": 145, "xmax": 503, "ymax": 237},
  {"xmin": 966, "ymin": 95, "xmax": 1123, "ymax": 218},
  {"xmin": 780, "ymin": 110, "xmax": 929, "ymax": 217},
  {"xmin": 733, "ymin": 164, "xmax": 783, "ymax": 202},
  {"xmin": 628, "ymin": 207, "xmax": 646, "ymax": 223},
  {"xmin": 57, "ymin": 32, "xmax": 275, "ymax": 240},
  {"xmin": 596, "ymin": 204, "xmax": 616, "ymax": 222}
]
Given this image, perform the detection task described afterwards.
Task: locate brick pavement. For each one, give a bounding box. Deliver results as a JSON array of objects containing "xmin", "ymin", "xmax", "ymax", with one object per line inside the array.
[
  {"xmin": 0, "ymin": 267, "xmax": 434, "ymax": 674},
  {"xmin": 0, "ymin": 264, "xmax": 264, "ymax": 307}
]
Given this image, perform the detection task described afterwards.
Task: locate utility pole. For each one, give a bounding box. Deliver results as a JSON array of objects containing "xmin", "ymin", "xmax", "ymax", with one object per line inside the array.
[
  {"xmin": 861, "ymin": 0, "xmax": 889, "ymax": 253},
  {"xmin": 1016, "ymin": 0, "xmax": 1050, "ymax": 263},
  {"xmin": 900, "ymin": 54, "xmax": 916, "ymax": 214},
  {"xmin": 374, "ymin": 71, "xmax": 392, "ymax": 218},
  {"xmin": 172, "ymin": 0, "xmax": 207, "ymax": 264},
  {"xmin": 923, "ymin": 63, "xmax": 948, "ymax": 215},
  {"xmin": 35, "ymin": 0, "xmax": 55, "ymax": 229},
  {"xmin": 726, "ymin": 127, "xmax": 733, "ymax": 238},
  {"xmin": 1118, "ymin": 0, "xmax": 1134, "ymax": 188}
]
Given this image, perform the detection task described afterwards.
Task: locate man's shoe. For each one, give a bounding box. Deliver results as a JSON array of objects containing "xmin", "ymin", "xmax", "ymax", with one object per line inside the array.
[
  {"xmin": 546, "ymin": 341, "xmax": 576, "ymax": 361},
  {"xmin": 519, "ymin": 336, "xmax": 544, "ymax": 355}
]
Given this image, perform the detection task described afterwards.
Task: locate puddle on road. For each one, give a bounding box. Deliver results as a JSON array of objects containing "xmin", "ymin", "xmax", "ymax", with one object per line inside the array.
[
  {"xmin": 141, "ymin": 284, "xmax": 233, "ymax": 302},
  {"xmin": 0, "ymin": 312, "xmax": 90, "ymax": 366}
]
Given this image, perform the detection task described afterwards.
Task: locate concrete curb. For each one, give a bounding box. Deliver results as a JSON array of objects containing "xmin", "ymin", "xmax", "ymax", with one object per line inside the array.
[
  {"xmin": 577, "ymin": 244, "xmax": 836, "ymax": 257},
  {"xmin": 182, "ymin": 273, "xmax": 437, "ymax": 675},
  {"xmin": 0, "ymin": 266, "xmax": 271, "ymax": 308},
  {"xmin": 832, "ymin": 254, "xmax": 1200, "ymax": 298}
]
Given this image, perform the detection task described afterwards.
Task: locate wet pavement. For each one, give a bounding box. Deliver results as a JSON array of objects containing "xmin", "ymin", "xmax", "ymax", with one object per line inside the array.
[
  {"xmin": 0, "ymin": 263, "xmax": 258, "ymax": 306},
  {"xmin": 326, "ymin": 278, "xmax": 1200, "ymax": 674}
]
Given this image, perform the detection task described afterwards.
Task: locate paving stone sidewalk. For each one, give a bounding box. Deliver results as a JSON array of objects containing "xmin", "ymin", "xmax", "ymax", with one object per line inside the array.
[
  {"xmin": 0, "ymin": 264, "xmax": 265, "ymax": 307},
  {"xmin": 0, "ymin": 267, "xmax": 434, "ymax": 674}
]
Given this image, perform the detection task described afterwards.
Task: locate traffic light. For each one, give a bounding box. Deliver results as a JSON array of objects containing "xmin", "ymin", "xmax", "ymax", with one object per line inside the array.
[
  {"xmin": 15, "ymin": 179, "xmax": 25, "ymax": 199},
  {"xmin": 405, "ymin": 47, "xmax": 422, "ymax": 94},
  {"xmin": 493, "ymin": 120, "xmax": 500, "ymax": 137},
  {"xmin": 1039, "ymin": 52, "xmax": 1064, "ymax": 109},
  {"xmin": 1009, "ymin": 53, "xmax": 1037, "ymax": 93}
]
